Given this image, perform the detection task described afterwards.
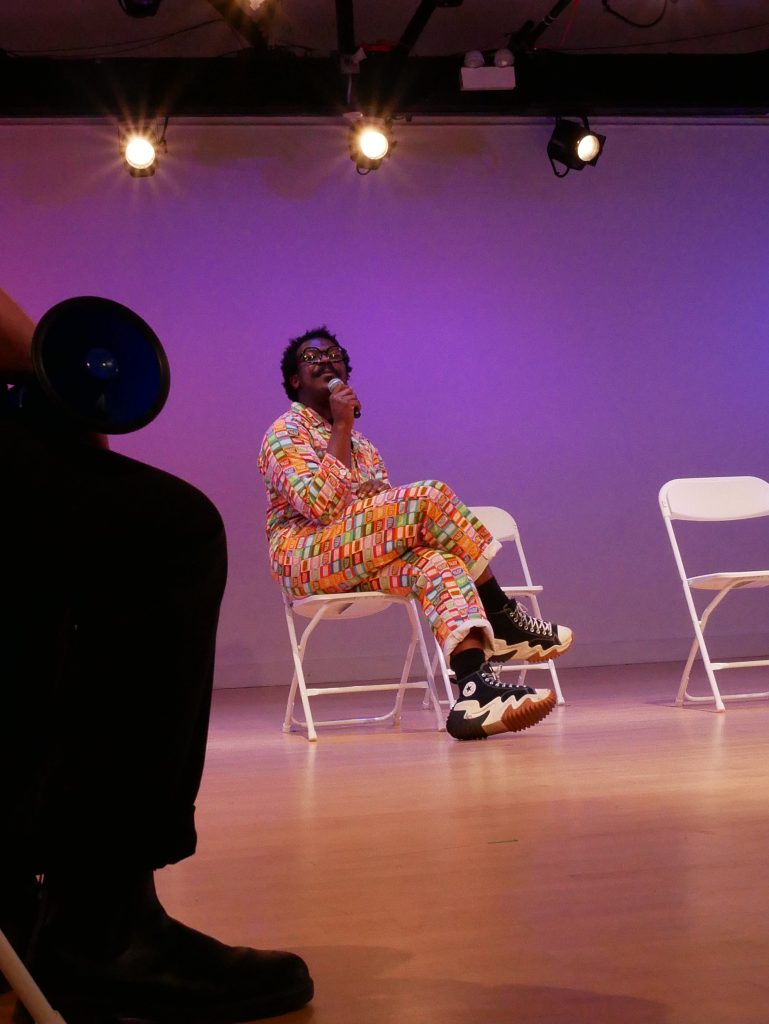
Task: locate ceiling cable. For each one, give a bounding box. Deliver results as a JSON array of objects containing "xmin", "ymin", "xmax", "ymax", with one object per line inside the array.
[{"xmin": 601, "ymin": 1, "xmax": 668, "ymax": 30}]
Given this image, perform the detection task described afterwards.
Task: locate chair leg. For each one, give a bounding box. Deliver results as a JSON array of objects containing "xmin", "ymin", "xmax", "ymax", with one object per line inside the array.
[
  {"xmin": 282, "ymin": 668, "xmax": 299, "ymax": 734},
  {"xmin": 546, "ymin": 661, "xmax": 565, "ymax": 706},
  {"xmin": 676, "ymin": 636, "xmax": 701, "ymax": 706},
  {"xmin": 407, "ymin": 602, "xmax": 445, "ymax": 730},
  {"xmin": 694, "ymin": 644, "xmax": 726, "ymax": 714},
  {"xmin": 282, "ymin": 601, "xmax": 319, "ymax": 741},
  {"xmin": 429, "ymin": 642, "xmax": 455, "ymax": 704},
  {"xmin": 680, "ymin": 586, "xmax": 726, "ymax": 712},
  {"xmin": 528, "ymin": 593, "xmax": 566, "ymax": 705},
  {"xmin": 393, "ymin": 610, "xmax": 420, "ymax": 726},
  {"xmin": 0, "ymin": 929, "xmax": 67, "ymax": 1024}
]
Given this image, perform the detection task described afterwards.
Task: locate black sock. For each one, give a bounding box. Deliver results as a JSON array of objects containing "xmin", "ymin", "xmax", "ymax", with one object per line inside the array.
[
  {"xmin": 450, "ymin": 647, "xmax": 486, "ymax": 683},
  {"xmin": 476, "ymin": 576, "xmax": 513, "ymax": 615}
]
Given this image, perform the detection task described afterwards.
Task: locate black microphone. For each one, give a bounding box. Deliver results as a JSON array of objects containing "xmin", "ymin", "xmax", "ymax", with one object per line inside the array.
[{"xmin": 328, "ymin": 376, "xmax": 361, "ymax": 418}]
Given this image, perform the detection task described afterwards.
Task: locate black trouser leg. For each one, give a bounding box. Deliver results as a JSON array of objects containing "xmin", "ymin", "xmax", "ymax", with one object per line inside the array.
[{"xmin": 0, "ymin": 421, "xmax": 227, "ymax": 873}]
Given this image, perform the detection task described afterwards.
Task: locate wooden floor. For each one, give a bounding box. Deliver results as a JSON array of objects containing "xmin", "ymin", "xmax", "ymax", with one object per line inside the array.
[{"xmin": 4, "ymin": 662, "xmax": 769, "ymax": 1024}]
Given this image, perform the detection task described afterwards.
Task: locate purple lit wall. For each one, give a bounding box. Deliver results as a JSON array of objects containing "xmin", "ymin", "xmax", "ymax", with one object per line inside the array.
[{"xmin": 3, "ymin": 120, "xmax": 769, "ymax": 685}]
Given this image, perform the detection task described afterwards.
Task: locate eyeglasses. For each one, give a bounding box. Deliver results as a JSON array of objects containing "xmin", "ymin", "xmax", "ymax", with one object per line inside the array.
[{"xmin": 298, "ymin": 345, "xmax": 345, "ymax": 365}]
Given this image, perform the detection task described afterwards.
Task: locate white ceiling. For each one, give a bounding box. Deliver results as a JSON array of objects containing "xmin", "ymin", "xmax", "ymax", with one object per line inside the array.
[{"xmin": 2, "ymin": 0, "xmax": 769, "ymax": 59}]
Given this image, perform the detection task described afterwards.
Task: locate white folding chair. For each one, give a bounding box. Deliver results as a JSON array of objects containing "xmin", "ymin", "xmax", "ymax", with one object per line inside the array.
[
  {"xmin": 659, "ymin": 476, "xmax": 769, "ymax": 711},
  {"xmin": 0, "ymin": 928, "xmax": 66, "ymax": 1023},
  {"xmin": 431, "ymin": 506, "xmax": 566, "ymax": 706},
  {"xmin": 282, "ymin": 591, "xmax": 445, "ymax": 741}
]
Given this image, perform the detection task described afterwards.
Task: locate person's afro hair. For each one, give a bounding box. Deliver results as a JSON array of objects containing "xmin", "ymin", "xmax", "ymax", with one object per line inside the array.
[{"xmin": 280, "ymin": 327, "xmax": 352, "ymax": 401}]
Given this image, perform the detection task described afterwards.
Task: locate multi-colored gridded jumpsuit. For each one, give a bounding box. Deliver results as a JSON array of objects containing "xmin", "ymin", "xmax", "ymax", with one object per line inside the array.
[{"xmin": 258, "ymin": 402, "xmax": 501, "ymax": 658}]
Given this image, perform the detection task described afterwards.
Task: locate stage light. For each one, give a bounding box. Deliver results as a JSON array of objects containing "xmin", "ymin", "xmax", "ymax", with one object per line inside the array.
[
  {"xmin": 463, "ymin": 50, "xmax": 485, "ymax": 68},
  {"xmin": 359, "ymin": 127, "xmax": 389, "ymax": 161},
  {"xmin": 125, "ymin": 136, "xmax": 156, "ymax": 172},
  {"xmin": 494, "ymin": 48, "xmax": 513, "ymax": 67},
  {"xmin": 347, "ymin": 117, "xmax": 394, "ymax": 174},
  {"xmin": 118, "ymin": 0, "xmax": 162, "ymax": 16},
  {"xmin": 120, "ymin": 122, "xmax": 167, "ymax": 177},
  {"xmin": 547, "ymin": 116, "xmax": 605, "ymax": 178}
]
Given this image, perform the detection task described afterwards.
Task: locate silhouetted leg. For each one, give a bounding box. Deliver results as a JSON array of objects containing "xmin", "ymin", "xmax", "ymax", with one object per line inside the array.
[{"xmin": 0, "ymin": 420, "xmax": 227, "ymax": 873}]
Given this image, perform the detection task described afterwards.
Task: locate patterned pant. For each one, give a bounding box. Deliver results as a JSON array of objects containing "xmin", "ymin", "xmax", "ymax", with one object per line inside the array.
[{"xmin": 273, "ymin": 480, "xmax": 500, "ymax": 656}]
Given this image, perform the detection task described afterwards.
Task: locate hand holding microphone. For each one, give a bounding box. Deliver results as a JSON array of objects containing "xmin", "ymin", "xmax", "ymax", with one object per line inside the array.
[{"xmin": 328, "ymin": 376, "xmax": 361, "ymax": 420}]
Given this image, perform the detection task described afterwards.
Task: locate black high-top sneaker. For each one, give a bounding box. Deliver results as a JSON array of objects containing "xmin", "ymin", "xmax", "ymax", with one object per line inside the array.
[
  {"xmin": 488, "ymin": 602, "xmax": 574, "ymax": 663},
  {"xmin": 446, "ymin": 662, "xmax": 556, "ymax": 740}
]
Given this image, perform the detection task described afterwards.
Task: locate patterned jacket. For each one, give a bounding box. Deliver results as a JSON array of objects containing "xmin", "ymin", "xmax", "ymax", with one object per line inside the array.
[{"xmin": 258, "ymin": 402, "xmax": 390, "ymax": 544}]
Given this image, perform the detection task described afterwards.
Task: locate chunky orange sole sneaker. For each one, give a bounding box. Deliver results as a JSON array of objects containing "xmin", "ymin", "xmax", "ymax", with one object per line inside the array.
[
  {"xmin": 488, "ymin": 602, "xmax": 574, "ymax": 663},
  {"xmin": 446, "ymin": 663, "xmax": 557, "ymax": 740}
]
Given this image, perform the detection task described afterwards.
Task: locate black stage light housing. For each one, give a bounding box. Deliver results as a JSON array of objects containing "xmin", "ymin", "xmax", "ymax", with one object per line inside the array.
[
  {"xmin": 118, "ymin": 0, "xmax": 163, "ymax": 17},
  {"xmin": 547, "ymin": 116, "xmax": 606, "ymax": 178},
  {"xmin": 7, "ymin": 296, "xmax": 171, "ymax": 434},
  {"xmin": 347, "ymin": 117, "xmax": 395, "ymax": 174},
  {"xmin": 120, "ymin": 121, "xmax": 168, "ymax": 178}
]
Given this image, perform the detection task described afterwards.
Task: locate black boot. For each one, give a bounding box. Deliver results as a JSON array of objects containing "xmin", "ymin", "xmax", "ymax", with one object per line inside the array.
[{"xmin": 14, "ymin": 870, "xmax": 313, "ymax": 1024}]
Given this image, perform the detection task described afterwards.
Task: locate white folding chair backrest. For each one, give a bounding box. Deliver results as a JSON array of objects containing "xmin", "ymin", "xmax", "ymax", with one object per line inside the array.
[
  {"xmin": 469, "ymin": 506, "xmax": 518, "ymax": 542},
  {"xmin": 659, "ymin": 475, "xmax": 769, "ymax": 711},
  {"xmin": 470, "ymin": 506, "xmax": 543, "ymax": 606},
  {"xmin": 466, "ymin": 505, "xmax": 566, "ymax": 706},
  {"xmin": 660, "ymin": 476, "xmax": 769, "ymax": 523}
]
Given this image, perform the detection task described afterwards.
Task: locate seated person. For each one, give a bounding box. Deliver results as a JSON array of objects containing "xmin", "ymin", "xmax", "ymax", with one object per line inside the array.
[
  {"xmin": 258, "ymin": 327, "xmax": 573, "ymax": 741},
  {"xmin": 0, "ymin": 286, "xmax": 313, "ymax": 1023}
]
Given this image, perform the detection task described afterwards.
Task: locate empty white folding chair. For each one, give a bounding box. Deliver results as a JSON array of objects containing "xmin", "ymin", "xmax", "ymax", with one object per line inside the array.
[
  {"xmin": 431, "ymin": 506, "xmax": 566, "ymax": 706},
  {"xmin": 282, "ymin": 591, "xmax": 445, "ymax": 741},
  {"xmin": 659, "ymin": 476, "xmax": 769, "ymax": 711}
]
